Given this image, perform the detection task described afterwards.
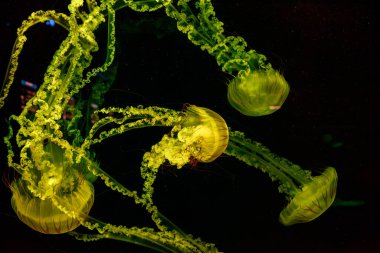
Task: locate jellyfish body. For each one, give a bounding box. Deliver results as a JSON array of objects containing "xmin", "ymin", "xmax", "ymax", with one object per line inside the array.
[
  {"xmin": 12, "ymin": 139, "xmax": 95, "ymax": 234},
  {"xmin": 142, "ymin": 105, "xmax": 229, "ymax": 170},
  {"xmin": 11, "ymin": 178, "xmax": 94, "ymax": 234},
  {"xmin": 178, "ymin": 105, "xmax": 229, "ymax": 163},
  {"xmin": 279, "ymin": 167, "xmax": 338, "ymax": 225},
  {"xmin": 227, "ymin": 70, "xmax": 289, "ymax": 116}
]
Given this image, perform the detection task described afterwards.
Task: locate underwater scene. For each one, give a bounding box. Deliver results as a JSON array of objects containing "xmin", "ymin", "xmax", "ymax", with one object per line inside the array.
[{"xmin": 0, "ymin": 0, "xmax": 377, "ymax": 252}]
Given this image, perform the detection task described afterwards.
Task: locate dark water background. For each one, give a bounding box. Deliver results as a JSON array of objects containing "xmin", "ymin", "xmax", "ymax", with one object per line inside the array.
[{"xmin": 0, "ymin": 0, "xmax": 378, "ymax": 252}]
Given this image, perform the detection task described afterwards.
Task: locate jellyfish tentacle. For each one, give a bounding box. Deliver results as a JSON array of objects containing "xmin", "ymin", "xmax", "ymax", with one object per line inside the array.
[
  {"xmin": 165, "ymin": 0, "xmax": 272, "ymax": 75},
  {"xmin": 80, "ymin": 2, "xmax": 117, "ymax": 93},
  {"xmin": 226, "ymin": 130, "xmax": 312, "ymax": 187},
  {"xmin": 165, "ymin": 1, "xmax": 234, "ymax": 72},
  {"xmin": 79, "ymin": 154, "xmax": 143, "ymax": 203},
  {"xmin": 82, "ymin": 106, "xmax": 182, "ymax": 149},
  {"xmin": 226, "ymin": 136, "xmax": 299, "ymax": 195},
  {"xmin": 71, "ymin": 230, "xmax": 183, "ymax": 253},
  {"xmin": 226, "ymin": 130, "xmax": 338, "ymax": 225},
  {"xmin": 72, "ymin": 220, "xmax": 214, "ymax": 253},
  {"xmin": 0, "ymin": 10, "xmax": 70, "ymax": 109},
  {"xmin": 113, "ymin": 0, "xmax": 168, "ymax": 12}
]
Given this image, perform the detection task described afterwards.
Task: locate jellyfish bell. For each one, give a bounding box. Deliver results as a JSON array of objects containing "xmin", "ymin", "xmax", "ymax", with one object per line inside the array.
[
  {"xmin": 178, "ymin": 105, "xmax": 229, "ymax": 163},
  {"xmin": 22, "ymin": 139, "xmax": 95, "ymax": 227},
  {"xmin": 10, "ymin": 175, "xmax": 94, "ymax": 234},
  {"xmin": 279, "ymin": 167, "xmax": 338, "ymax": 226},
  {"xmin": 227, "ymin": 69, "xmax": 289, "ymax": 116}
]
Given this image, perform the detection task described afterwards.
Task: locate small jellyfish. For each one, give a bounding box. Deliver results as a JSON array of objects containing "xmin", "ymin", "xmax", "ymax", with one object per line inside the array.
[
  {"xmin": 11, "ymin": 177, "xmax": 94, "ymax": 234},
  {"xmin": 227, "ymin": 69, "xmax": 289, "ymax": 116},
  {"xmin": 226, "ymin": 131, "xmax": 338, "ymax": 225}
]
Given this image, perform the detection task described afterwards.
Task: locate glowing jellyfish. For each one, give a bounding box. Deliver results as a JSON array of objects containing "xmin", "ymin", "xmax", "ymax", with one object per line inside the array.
[
  {"xmin": 227, "ymin": 70, "xmax": 290, "ymax": 116},
  {"xmin": 279, "ymin": 167, "xmax": 337, "ymax": 225},
  {"xmin": 147, "ymin": 105, "xmax": 229, "ymax": 168},
  {"xmin": 178, "ymin": 105, "xmax": 229, "ymax": 163},
  {"xmin": 225, "ymin": 130, "xmax": 337, "ymax": 225},
  {"xmin": 11, "ymin": 178, "xmax": 94, "ymax": 234},
  {"xmin": 9, "ymin": 138, "xmax": 95, "ymax": 234}
]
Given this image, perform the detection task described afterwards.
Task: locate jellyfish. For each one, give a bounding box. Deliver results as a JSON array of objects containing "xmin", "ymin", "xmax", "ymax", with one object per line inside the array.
[
  {"xmin": 279, "ymin": 167, "xmax": 338, "ymax": 225},
  {"xmin": 11, "ymin": 176, "xmax": 94, "ymax": 234},
  {"xmin": 142, "ymin": 105, "xmax": 229, "ymax": 169},
  {"xmin": 7, "ymin": 138, "xmax": 95, "ymax": 234},
  {"xmin": 225, "ymin": 130, "xmax": 338, "ymax": 225},
  {"xmin": 164, "ymin": 0, "xmax": 289, "ymax": 116},
  {"xmin": 227, "ymin": 69, "xmax": 290, "ymax": 116},
  {"xmin": 176, "ymin": 105, "xmax": 229, "ymax": 163}
]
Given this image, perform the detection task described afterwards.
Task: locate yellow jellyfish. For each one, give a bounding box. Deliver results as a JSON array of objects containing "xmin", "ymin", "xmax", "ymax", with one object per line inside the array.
[
  {"xmin": 279, "ymin": 167, "xmax": 338, "ymax": 225},
  {"xmin": 178, "ymin": 105, "xmax": 229, "ymax": 163},
  {"xmin": 11, "ymin": 177, "xmax": 94, "ymax": 234},
  {"xmin": 227, "ymin": 70, "xmax": 290, "ymax": 116},
  {"xmin": 145, "ymin": 105, "xmax": 229, "ymax": 169},
  {"xmin": 225, "ymin": 130, "xmax": 337, "ymax": 225},
  {"xmin": 9, "ymin": 139, "xmax": 95, "ymax": 234}
]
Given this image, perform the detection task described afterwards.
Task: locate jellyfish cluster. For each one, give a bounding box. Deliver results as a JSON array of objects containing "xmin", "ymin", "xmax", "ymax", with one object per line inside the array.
[{"xmin": 0, "ymin": 0, "xmax": 337, "ymax": 252}]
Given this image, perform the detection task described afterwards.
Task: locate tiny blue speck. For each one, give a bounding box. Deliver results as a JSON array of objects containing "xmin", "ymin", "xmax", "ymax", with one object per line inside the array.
[{"xmin": 45, "ymin": 19, "xmax": 55, "ymax": 27}]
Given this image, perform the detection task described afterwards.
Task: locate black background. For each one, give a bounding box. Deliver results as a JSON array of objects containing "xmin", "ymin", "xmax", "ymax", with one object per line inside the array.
[{"xmin": 0, "ymin": 1, "xmax": 378, "ymax": 252}]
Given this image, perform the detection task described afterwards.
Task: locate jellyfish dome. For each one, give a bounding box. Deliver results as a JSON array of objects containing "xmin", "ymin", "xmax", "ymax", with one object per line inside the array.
[
  {"xmin": 178, "ymin": 105, "xmax": 229, "ymax": 163},
  {"xmin": 11, "ymin": 178, "xmax": 94, "ymax": 234},
  {"xmin": 227, "ymin": 69, "xmax": 290, "ymax": 116}
]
